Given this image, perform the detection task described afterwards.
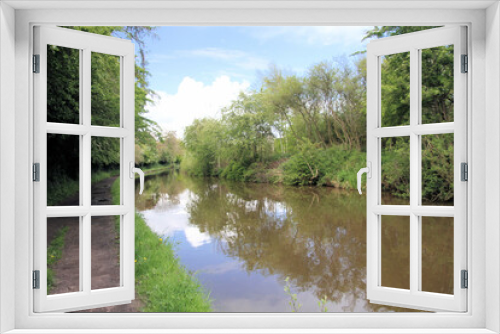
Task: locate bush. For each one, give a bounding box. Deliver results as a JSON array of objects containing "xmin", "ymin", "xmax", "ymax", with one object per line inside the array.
[
  {"xmin": 221, "ymin": 161, "xmax": 247, "ymax": 181},
  {"xmin": 282, "ymin": 142, "xmax": 366, "ymax": 189}
]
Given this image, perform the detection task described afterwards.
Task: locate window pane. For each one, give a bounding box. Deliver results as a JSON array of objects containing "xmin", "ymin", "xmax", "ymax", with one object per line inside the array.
[
  {"xmin": 381, "ymin": 52, "xmax": 410, "ymax": 127},
  {"xmin": 91, "ymin": 215, "xmax": 121, "ymax": 290},
  {"xmin": 47, "ymin": 134, "xmax": 80, "ymax": 206},
  {"xmin": 47, "ymin": 217, "xmax": 80, "ymax": 295},
  {"xmin": 91, "ymin": 137, "xmax": 120, "ymax": 205},
  {"xmin": 421, "ymin": 45, "xmax": 454, "ymax": 124},
  {"xmin": 381, "ymin": 215, "xmax": 410, "ymax": 290},
  {"xmin": 47, "ymin": 45, "xmax": 80, "ymax": 124},
  {"xmin": 381, "ymin": 137, "xmax": 410, "ymax": 205},
  {"xmin": 422, "ymin": 133, "xmax": 454, "ymax": 205},
  {"xmin": 421, "ymin": 217, "xmax": 454, "ymax": 294},
  {"xmin": 91, "ymin": 52, "xmax": 121, "ymax": 127}
]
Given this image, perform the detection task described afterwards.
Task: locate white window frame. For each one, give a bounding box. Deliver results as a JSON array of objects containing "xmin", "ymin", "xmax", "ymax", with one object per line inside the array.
[
  {"xmin": 1, "ymin": 1, "xmax": 499, "ymax": 333},
  {"xmin": 33, "ymin": 26, "xmax": 136, "ymax": 313},
  {"xmin": 365, "ymin": 26, "xmax": 467, "ymax": 312}
]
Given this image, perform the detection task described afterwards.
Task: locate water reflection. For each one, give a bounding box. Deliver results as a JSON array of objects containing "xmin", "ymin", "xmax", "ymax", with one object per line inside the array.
[{"xmin": 136, "ymin": 172, "xmax": 449, "ymax": 312}]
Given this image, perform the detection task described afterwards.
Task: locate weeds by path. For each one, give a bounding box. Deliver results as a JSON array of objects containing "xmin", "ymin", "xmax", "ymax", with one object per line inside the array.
[{"xmin": 47, "ymin": 226, "xmax": 69, "ymax": 293}]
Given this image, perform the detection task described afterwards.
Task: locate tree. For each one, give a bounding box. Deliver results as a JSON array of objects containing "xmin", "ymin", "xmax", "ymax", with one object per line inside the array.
[
  {"xmin": 364, "ymin": 26, "xmax": 454, "ymax": 202},
  {"xmin": 46, "ymin": 26, "xmax": 159, "ymax": 194}
]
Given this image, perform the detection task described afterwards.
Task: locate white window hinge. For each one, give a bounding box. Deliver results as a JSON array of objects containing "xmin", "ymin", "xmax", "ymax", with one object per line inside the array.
[
  {"xmin": 33, "ymin": 54, "xmax": 40, "ymax": 73},
  {"xmin": 461, "ymin": 270, "xmax": 468, "ymax": 289},
  {"xmin": 461, "ymin": 54, "xmax": 468, "ymax": 73}
]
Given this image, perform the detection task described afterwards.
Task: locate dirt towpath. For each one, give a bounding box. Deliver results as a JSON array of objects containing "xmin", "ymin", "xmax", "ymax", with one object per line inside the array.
[{"xmin": 47, "ymin": 177, "xmax": 143, "ymax": 312}]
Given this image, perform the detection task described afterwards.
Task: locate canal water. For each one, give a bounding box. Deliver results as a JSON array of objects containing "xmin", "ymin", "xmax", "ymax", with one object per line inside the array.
[{"xmin": 135, "ymin": 172, "xmax": 453, "ymax": 313}]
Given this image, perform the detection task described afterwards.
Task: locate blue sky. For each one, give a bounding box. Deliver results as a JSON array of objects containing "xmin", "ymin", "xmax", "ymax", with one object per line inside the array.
[{"xmin": 142, "ymin": 26, "xmax": 372, "ymax": 136}]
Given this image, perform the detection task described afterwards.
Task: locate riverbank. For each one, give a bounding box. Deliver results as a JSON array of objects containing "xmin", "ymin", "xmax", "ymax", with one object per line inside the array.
[
  {"xmin": 183, "ymin": 145, "xmax": 367, "ymax": 191},
  {"xmin": 111, "ymin": 175, "xmax": 213, "ymax": 312},
  {"xmin": 182, "ymin": 143, "xmax": 453, "ymax": 203}
]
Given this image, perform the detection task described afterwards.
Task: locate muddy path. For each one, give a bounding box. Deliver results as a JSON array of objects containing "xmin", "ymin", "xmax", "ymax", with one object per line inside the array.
[{"xmin": 47, "ymin": 177, "xmax": 143, "ymax": 312}]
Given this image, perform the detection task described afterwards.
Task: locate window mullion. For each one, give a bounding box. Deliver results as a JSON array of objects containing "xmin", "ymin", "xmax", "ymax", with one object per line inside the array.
[
  {"xmin": 409, "ymin": 47, "xmax": 420, "ymax": 295},
  {"xmin": 82, "ymin": 48, "xmax": 92, "ymax": 295}
]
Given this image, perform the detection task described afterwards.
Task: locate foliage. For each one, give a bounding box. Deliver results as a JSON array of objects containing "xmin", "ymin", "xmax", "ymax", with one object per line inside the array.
[
  {"xmin": 282, "ymin": 143, "xmax": 366, "ymax": 189},
  {"xmin": 422, "ymin": 134, "xmax": 454, "ymax": 202},
  {"xmin": 47, "ymin": 169, "xmax": 119, "ymax": 206},
  {"xmin": 133, "ymin": 213, "xmax": 213, "ymax": 312},
  {"xmin": 156, "ymin": 130, "xmax": 184, "ymax": 165},
  {"xmin": 364, "ymin": 26, "xmax": 454, "ymax": 203},
  {"xmin": 46, "ymin": 226, "xmax": 69, "ymax": 293},
  {"xmin": 183, "ymin": 26, "xmax": 455, "ymax": 203},
  {"xmin": 182, "ymin": 118, "xmax": 224, "ymax": 176},
  {"xmin": 283, "ymin": 277, "xmax": 302, "ymax": 312},
  {"xmin": 46, "ymin": 26, "xmax": 176, "ymax": 194},
  {"xmin": 381, "ymin": 137, "xmax": 411, "ymax": 198},
  {"xmin": 318, "ymin": 295, "xmax": 328, "ymax": 312}
]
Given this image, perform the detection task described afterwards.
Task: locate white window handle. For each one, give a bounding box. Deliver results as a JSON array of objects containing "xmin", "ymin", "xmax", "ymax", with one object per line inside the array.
[
  {"xmin": 357, "ymin": 162, "xmax": 372, "ymax": 195},
  {"xmin": 129, "ymin": 162, "xmax": 145, "ymax": 195}
]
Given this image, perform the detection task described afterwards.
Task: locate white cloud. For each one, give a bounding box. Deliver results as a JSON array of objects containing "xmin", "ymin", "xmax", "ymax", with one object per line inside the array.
[
  {"xmin": 250, "ymin": 26, "xmax": 371, "ymax": 48},
  {"xmin": 146, "ymin": 75, "xmax": 250, "ymax": 137}
]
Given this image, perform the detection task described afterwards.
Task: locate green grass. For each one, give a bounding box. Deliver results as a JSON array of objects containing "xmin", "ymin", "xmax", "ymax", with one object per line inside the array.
[
  {"xmin": 133, "ymin": 212, "xmax": 212, "ymax": 312},
  {"xmin": 47, "ymin": 169, "xmax": 120, "ymax": 206},
  {"xmin": 47, "ymin": 226, "xmax": 69, "ymax": 293},
  {"xmin": 111, "ymin": 176, "xmax": 213, "ymax": 312}
]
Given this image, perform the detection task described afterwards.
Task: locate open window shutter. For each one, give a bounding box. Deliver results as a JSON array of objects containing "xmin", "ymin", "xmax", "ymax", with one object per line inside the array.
[
  {"xmin": 33, "ymin": 26, "xmax": 135, "ymax": 312},
  {"xmin": 365, "ymin": 26, "xmax": 467, "ymax": 312}
]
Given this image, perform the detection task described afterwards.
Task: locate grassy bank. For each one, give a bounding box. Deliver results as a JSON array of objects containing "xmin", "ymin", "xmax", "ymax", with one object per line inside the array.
[
  {"xmin": 46, "ymin": 226, "xmax": 69, "ymax": 293},
  {"xmin": 111, "ymin": 174, "xmax": 212, "ymax": 312},
  {"xmin": 185, "ymin": 144, "xmax": 368, "ymax": 192},
  {"xmin": 184, "ymin": 140, "xmax": 452, "ymax": 203},
  {"xmin": 132, "ymin": 212, "xmax": 212, "ymax": 312}
]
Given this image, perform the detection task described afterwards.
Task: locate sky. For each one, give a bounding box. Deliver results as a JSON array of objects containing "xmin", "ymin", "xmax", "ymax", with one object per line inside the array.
[{"xmin": 141, "ymin": 26, "xmax": 373, "ymax": 137}]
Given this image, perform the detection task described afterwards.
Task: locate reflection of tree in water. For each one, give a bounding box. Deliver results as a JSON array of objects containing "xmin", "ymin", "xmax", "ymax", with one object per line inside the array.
[
  {"xmin": 135, "ymin": 173, "xmax": 185, "ymax": 211},
  {"xmin": 179, "ymin": 177, "xmax": 412, "ymax": 312},
  {"xmin": 139, "ymin": 174, "xmax": 445, "ymax": 312}
]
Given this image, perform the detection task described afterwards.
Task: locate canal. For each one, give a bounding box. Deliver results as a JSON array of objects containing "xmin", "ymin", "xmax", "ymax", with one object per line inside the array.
[{"xmin": 135, "ymin": 172, "xmax": 453, "ymax": 313}]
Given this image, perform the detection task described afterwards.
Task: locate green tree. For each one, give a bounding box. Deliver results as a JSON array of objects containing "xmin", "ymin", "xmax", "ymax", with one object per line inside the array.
[
  {"xmin": 183, "ymin": 118, "xmax": 224, "ymax": 176},
  {"xmin": 46, "ymin": 26, "xmax": 159, "ymax": 201},
  {"xmin": 364, "ymin": 26, "xmax": 454, "ymax": 202}
]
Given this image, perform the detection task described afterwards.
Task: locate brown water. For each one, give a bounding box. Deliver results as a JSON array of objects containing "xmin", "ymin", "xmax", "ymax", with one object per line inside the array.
[{"xmin": 136, "ymin": 172, "xmax": 453, "ymax": 313}]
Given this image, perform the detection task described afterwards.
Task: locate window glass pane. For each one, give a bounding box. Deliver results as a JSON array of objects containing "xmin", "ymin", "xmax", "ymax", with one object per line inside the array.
[
  {"xmin": 91, "ymin": 52, "xmax": 121, "ymax": 127},
  {"xmin": 91, "ymin": 215, "xmax": 121, "ymax": 290},
  {"xmin": 422, "ymin": 133, "xmax": 454, "ymax": 205},
  {"xmin": 421, "ymin": 45, "xmax": 454, "ymax": 124},
  {"xmin": 47, "ymin": 217, "xmax": 80, "ymax": 295},
  {"xmin": 421, "ymin": 217, "xmax": 454, "ymax": 295},
  {"xmin": 47, "ymin": 45, "xmax": 80, "ymax": 124},
  {"xmin": 91, "ymin": 137, "xmax": 120, "ymax": 205},
  {"xmin": 381, "ymin": 137, "xmax": 410, "ymax": 205},
  {"xmin": 381, "ymin": 215, "xmax": 410, "ymax": 290},
  {"xmin": 381, "ymin": 52, "xmax": 410, "ymax": 127},
  {"xmin": 47, "ymin": 134, "xmax": 80, "ymax": 206}
]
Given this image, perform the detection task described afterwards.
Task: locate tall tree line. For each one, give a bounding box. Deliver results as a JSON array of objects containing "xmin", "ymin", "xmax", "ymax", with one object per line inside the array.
[{"xmin": 182, "ymin": 26, "xmax": 455, "ymax": 203}]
